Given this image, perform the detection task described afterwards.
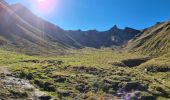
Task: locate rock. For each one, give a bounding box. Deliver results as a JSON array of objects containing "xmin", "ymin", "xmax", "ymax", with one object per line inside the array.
[
  {"xmin": 118, "ymin": 82, "xmax": 148, "ymax": 92},
  {"xmin": 39, "ymin": 95, "xmax": 51, "ymax": 100},
  {"xmin": 0, "ymin": 68, "xmax": 49, "ymax": 99},
  {"xmin": 124, "ymin": 93, "xmax": 138, "ymax": 100},
  {"xmin": 44, "ymin": 82, "xmax": 56, "ymax": 92}
]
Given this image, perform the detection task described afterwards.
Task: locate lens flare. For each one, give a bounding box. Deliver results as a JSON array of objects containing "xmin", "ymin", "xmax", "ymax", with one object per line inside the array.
[
  {"xmin": 29, "ymin": 0, "xmax": 58, "ymax": 15},
  {"xmin": 38, "ymin": 0, "xmax": 57, "ymax": 14},
  {"xmin": 38, "ymin": 0, "xmax": 45, "ymax": 2}
]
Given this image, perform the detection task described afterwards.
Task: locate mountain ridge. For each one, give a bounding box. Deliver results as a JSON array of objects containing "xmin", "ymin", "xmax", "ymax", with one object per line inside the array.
[
  {"xmin": 11, "ymin": 3, "xmax": 140, "ymax": 48},
  {"xmin": 0, "ymin": 1, "xmax": 140, "ymax": 55}
]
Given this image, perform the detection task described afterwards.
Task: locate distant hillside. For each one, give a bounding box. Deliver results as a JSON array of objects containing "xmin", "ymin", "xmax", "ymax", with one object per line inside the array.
[
  {"xmin": 66, "ymin": 26, "xmax": 140, "ymax": 48},
  {"xmin": 0, "ymin": 1, "xmax": 140, "ymax": 55},
  {"xmin": 127, "ymin": 20, "xmax": 170, "ymax": 56}
]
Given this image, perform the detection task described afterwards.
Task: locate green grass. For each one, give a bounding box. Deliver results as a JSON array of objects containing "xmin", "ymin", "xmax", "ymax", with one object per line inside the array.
[
  {"xmin": 0, "ymin": 48, "xmax": 170, "ymax": 99},
  {"xmin": 127, "ymin": 20, "xmax": 170, "ymax": 56}
]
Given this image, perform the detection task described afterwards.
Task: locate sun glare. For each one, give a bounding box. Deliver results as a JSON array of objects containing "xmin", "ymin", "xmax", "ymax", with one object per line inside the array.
[
  {"xmin": 38, "ymin": 0, "xmax": 45, "ymax": 2},
  {"xmin": 30, "ymin": 0, "xmax": 58, "ymax": 15}
]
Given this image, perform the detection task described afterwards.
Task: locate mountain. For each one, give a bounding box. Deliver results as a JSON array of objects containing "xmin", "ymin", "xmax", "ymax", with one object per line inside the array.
[
  {"xmin": 1, "ymin": 1, "xmax": 170, "ymax": 100},
  {"xmin": 66, "ymin": 26, "xmax": 140, "ymax": 48},
  {"xmin": 127, "ymin": 20, "xmax": 170, "ymax": 56},
  {"xmin": 10, "ymin": 3, "xmax": 82, "ymax": 48},
  {"xmin": 0, "ymin": 1, "xmax": 70, "ymax": 55},
  {"xmin": 11, "ymin": 3, "xmax": 140, "ymax": 48},
  {"xmin": 0, "ymin": 1, "xmax": 140, "ymax": 55}
]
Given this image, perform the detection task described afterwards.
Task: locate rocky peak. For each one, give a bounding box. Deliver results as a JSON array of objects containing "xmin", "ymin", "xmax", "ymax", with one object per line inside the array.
[{"xmin": 109, "ymin": 25, "xmax": 119, "ymax": 31}]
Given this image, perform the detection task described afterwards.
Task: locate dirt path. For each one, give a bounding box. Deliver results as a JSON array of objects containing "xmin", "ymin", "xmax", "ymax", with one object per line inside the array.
[{"xmin": 0, "ymin": 67, "xmax": 50, "ymax": 100}]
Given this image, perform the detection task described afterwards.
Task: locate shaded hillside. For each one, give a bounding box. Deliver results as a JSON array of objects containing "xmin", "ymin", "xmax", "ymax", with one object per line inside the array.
[
  {"xmin": 0, "ymin": 1, "xmax": 69, "ymax": 55},
  {"xmin": 10, "ymin": 3, "xmax": 140, "ymax": 49},
  {"xmin": 127, "ymin": 20, "xmax": 170, "ymax": 56},
  {"xmin": 66, "ymin": 26, "xmax": 140, "ymax": 48},
  {"xmin": 10, "ymin": 3, "xmax": 82, "ymax": 48}
]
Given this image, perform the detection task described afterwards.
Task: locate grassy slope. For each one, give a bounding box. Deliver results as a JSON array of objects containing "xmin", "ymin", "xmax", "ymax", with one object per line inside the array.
[
  {"xmin": 127, "ymin": 20, "xmax": 170, "ymax": 56},
  {"xmin": 126, "ymin": 21, "xmax": 170, "ymax": 95},
  {"xmin": 0, "ymin": 48, "xmax": 169, "ymax": 99}
]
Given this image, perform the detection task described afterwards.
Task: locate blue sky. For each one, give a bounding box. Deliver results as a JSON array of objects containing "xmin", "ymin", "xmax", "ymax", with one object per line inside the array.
[{"xmin": 5, "ymin": 0, "xmax": 170, "ymax": 31}]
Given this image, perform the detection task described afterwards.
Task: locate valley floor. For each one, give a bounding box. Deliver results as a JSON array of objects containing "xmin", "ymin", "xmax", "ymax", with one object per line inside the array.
[{"xmin": 0, "ymin": 48, "xmax": 170, "ymax": 100}]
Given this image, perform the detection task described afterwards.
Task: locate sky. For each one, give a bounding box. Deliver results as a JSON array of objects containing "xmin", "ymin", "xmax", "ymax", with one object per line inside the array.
[{"xmin": 5, "ymin": 0, "xmax": 170, "ymax": 31}]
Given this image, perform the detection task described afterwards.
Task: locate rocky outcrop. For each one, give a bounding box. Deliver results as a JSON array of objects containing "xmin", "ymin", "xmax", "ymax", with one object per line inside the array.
[{"xmin": 0, "ymin": 68, "xmax": 51, "ymax": 100}]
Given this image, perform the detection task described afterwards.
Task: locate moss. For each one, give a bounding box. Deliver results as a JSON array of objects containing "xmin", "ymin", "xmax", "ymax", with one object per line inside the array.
[{"xmin": 0, "ymin": 48, "xmax": 169, "ymax": 99}]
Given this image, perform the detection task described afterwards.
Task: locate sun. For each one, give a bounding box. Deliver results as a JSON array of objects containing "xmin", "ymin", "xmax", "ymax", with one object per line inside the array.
[
  {"xmin": 38, "ymin": 0, "xmax": 45, "ymax": 2},
  {"xmin": 27, "ymin": 0, "xmax": 59, "ymax": 15}
]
